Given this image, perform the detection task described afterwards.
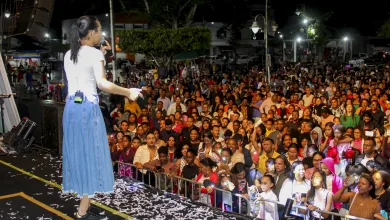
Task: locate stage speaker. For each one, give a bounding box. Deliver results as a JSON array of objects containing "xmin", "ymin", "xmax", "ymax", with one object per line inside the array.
[
  {"xmin": 41, "ymin": 101, "xmax": 64, "ymax": 155},
  {"xmin": 7, "ymin": 0, "xmax": 55, "ymax": 42}
]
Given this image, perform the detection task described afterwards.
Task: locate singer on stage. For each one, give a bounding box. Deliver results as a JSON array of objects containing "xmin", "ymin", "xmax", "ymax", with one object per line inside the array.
[{"xmin": 62, "ymin": 15, "xmax": 142, "ymax": 219}]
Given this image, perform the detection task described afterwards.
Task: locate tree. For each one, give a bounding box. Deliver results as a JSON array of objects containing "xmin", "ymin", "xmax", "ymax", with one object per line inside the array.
[
  {"xmin": 378, "ymin": 20, "xmax": 390, "ymax": 38},
  {"xmin": 117, "ymin": 27, "xmax": 211, "ymax": 67},
  {"xmin": 118, "ymin": 0, "xmax": 210, "ymax": 29}
]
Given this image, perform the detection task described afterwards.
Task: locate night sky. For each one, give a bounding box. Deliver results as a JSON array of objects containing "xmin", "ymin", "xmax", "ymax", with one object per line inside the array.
[{"xmin": 50, "ymin": 0, "xmax": 388, "ymax": 38}]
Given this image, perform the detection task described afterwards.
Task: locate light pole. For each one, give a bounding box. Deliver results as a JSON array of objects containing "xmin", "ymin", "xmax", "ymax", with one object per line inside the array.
[
  {"xmin": 109, "ymin": 0, "xmax": 117, "ymax": 82},
  {"xmin": 343, "ymin": 36, "xmax": 349, "ymax": 62},
  {"xmin": 1, "ymin": 3, "xmax": 11, "ymax": 54},
  {"xmin": 251, "ymin": 0, "xmax": 278, "ymax": 84},
  {"xmin": 251, "ymin": 13, "xmax": 269, "ymax": 83}
]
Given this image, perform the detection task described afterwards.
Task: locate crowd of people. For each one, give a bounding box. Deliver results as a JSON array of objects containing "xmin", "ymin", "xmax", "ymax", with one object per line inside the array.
[{"xmin": 105, "ymin": 61, "xmax": 390, "ymax": 219}]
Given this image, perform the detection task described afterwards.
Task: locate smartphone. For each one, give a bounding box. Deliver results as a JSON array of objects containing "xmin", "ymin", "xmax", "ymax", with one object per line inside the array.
[
  {"xmin": 223, "ymin": 203, "xmax": 232, "ymax": 212},
  {"xmin": 221, "ymin": 156, "xmax": 228, "ymax": 164},
  {"xmin": 365, "ymin": 131, "xmax": 375, "ymax": 137}
]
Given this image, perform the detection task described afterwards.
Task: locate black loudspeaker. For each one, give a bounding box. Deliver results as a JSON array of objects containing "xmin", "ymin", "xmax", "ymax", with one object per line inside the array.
[
  {"xmin": 5, "ymin": 0, "xmax": 54, "ymax": 42},
  {"xmin": 41, "ymin": 101, "xmax": 64, "ymax": 155}
]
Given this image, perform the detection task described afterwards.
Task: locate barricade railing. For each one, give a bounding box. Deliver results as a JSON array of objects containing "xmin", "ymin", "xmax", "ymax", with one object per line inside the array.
[
  {"xmin": 117, "ymin": 162, "xmax": 370, "ymax": 219},
  {"xmin": 250, "ymin": 197, "xmax": 371, "ymax": 220},
  {"xmin": 293, "ymin": 204, "xmax": 370, "ymax": 220},
  {"xmin": 115, "ymin": 161, "xmax": 251, "ymax": 216}
]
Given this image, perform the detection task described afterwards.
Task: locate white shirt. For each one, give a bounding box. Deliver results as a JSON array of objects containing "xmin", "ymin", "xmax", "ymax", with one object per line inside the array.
[
  {"xmin": 302, "ymin": 94, "xmax": 314, "ymax": 107},
  {"xmin": 360, "ymin": 155, "xmax": 374, "ymax": 167},
  {"xmin": 64, "ymin": 46, "xmax": 105, "ymax": 96},
  {"xmin": 133, "ymin": 144, "xmax": 160, "ymax": 174},
  {"xmin": 258, "ymin": 190, "xmax": 279, "ymax": 220},
  {"xmin": 310, "ymin": 189, "xmax": 332, "ymax": 219},
  {"xmin": 167, "ymin": 103, "xmax": 187, "ymax": 115},
  {"xmin": 279, "ymin": 179, "xmax": 311, "ymax": 205}
]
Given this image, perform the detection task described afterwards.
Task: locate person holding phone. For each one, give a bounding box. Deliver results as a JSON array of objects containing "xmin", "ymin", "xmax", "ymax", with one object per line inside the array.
[
  {"xmin": 279, "ymin": 161, "xmax": 311, "ymax": 218},
  {"xmin": 333, "ymin": 174, "xmax": 385, "ymax": 220},
  {"xmin": 62, "ymin": 16, "xmax": 143, "ymax": 219},
  {"xmin": 299, "ymin": 170, "xmax": 333, "ymax": 219}
]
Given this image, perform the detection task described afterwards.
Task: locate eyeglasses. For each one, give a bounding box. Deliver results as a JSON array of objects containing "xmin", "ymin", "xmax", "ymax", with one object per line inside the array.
[{"xmin": 221, "ymin": 174, "xmax": 231, "ymax": 177}]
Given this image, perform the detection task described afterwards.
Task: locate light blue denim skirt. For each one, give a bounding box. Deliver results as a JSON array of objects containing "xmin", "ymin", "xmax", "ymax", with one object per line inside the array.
[{"xmin": 62, "ymin": 95, "xmax": 114, "ymax": 198}]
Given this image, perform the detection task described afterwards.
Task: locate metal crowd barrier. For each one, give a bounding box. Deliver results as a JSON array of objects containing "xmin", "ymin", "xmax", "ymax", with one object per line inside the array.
[
  {"xmin": 251, "ymin": 197, "xmax": 370, "ymax": 220},
  {"xmin": 115, "ymin": 161, "xmax": 251, "ymax": 216},
  {"xmin": 116, "ymin": 162, "xmax": 369, "ymax": 219},
  {"xmin": 293, "ymin": 204, "xmax": 370, "ymax": 220}
]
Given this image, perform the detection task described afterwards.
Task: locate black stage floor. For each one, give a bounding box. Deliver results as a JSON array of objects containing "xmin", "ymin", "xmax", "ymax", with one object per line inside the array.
[{"xmin": 0, "ymin": 152, "xmax": 252, "ymax": 220}]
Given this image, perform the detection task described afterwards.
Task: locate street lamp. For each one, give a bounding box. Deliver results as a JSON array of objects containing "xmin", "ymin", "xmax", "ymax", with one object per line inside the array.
[
  {"xmin": 250, "ymin": 14, "xmax": 264, "ymax": 37},
  {"xmin": 343, "ymin": 36, "xmax": 348, "ymax": 41},
  {"xmin": 44, "ymin": 33, "xmax": 50, "ymax": 38},
  {"xmin": 4, "ymin": 9, "xmax": 10, "ymax": 18},
  {"xmin": 279, "ymin": 34, "xmax": 283, "ymax": 38},
  {"xmin": 303, "ymin": 19, "xmax": 308, "ymax": 24},
  {"xmin": 251, "ymin": 13, "xmax": 270, "ymax": 83},
  {"xmin": 297, "ymin": 37, "xmax": 302, "ymax": 42}
]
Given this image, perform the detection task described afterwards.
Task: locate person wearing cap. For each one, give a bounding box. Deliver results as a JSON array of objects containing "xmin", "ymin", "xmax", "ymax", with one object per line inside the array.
[{"xmin": 160, "ymin": 119, "xmax": 180, "ymax": 142}]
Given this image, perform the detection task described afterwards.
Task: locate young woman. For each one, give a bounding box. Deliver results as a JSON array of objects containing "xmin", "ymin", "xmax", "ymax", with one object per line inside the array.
[
  {"xmin": 372, "ymin": 170, "xmax": 390, "ymax": 214},
  {"xmin": 299, "ymin": 170, "xmax": 333, "ymax": 219},
  {"xmin": 351, "ymin": 127, "xmax": 364, "ymax": 154},
  {"xmin": 62, "ymin": 15, "xmax": 142, "ymax": 219},
  {"xmin": 175, "ymin": 143, "xmax": 189, "ymax": 176},
  {"xmin": 189, "ymin": 128, "xmax": 202, "ymax": 153},
  {"xmin": 333, "ymin": 174, "xmax": 385, "ymax": 220},
  {"xmin": 199, "ymin": 131, "xmax": 214, "ymax": 159},
  {"xmin": 319, "ymin": 157, "xmax": 343, "ymax": 210},
  {"xmin": 166, "ymin": 135, "xmax": 177, "ymax": 163},
  {"xmin": 287, "ymin": 144, "xmax": 303, "ymax": 165},
  {"xmin": 320, "ymin": 122, "xmax": 334, "ymax": 154},
  {"xmin": 340, "ymin": 104, "xmax": 360, "ymax": 128},
  {"xmin": 151, "ymin": 128, "xmax": 166, "ymax": 148},
  {"xmin": 279, "ymin": 161, "xmax": 311, "ymax": 218},
  {"xmin": 328, "ymin": 124, "xmax": 352, "ymax": 177},
  {"xmin": 196, "ymin": 158, "xmax": 218, "ymax": 205}
]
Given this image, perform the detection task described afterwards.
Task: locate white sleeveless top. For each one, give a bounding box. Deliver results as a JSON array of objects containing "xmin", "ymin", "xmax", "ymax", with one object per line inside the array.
[{"xmin": 64, "ymin": 46, "xmax": 106, "ymax": 96}]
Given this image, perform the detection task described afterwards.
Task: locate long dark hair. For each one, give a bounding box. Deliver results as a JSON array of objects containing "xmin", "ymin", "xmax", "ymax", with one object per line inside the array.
[
  {"xmin": 70, "ymin": 16, "xmax": 99, "ymax": 63},
  {"xmin": 307, "ymin": 170, "xmax": 327, "ymax": 203},
  {"xmin": 360, "ymin": 174, "xmax": 376, "ymax": 199},
  {"xmin": 288, "ymin": 161, "xmax": 303, "ymax": 180}
]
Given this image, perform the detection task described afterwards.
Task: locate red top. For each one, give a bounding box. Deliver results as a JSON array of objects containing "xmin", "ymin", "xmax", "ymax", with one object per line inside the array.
[{"xmin": 196, "ymin": 172, "xmax": 218, "ymax": 205}]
